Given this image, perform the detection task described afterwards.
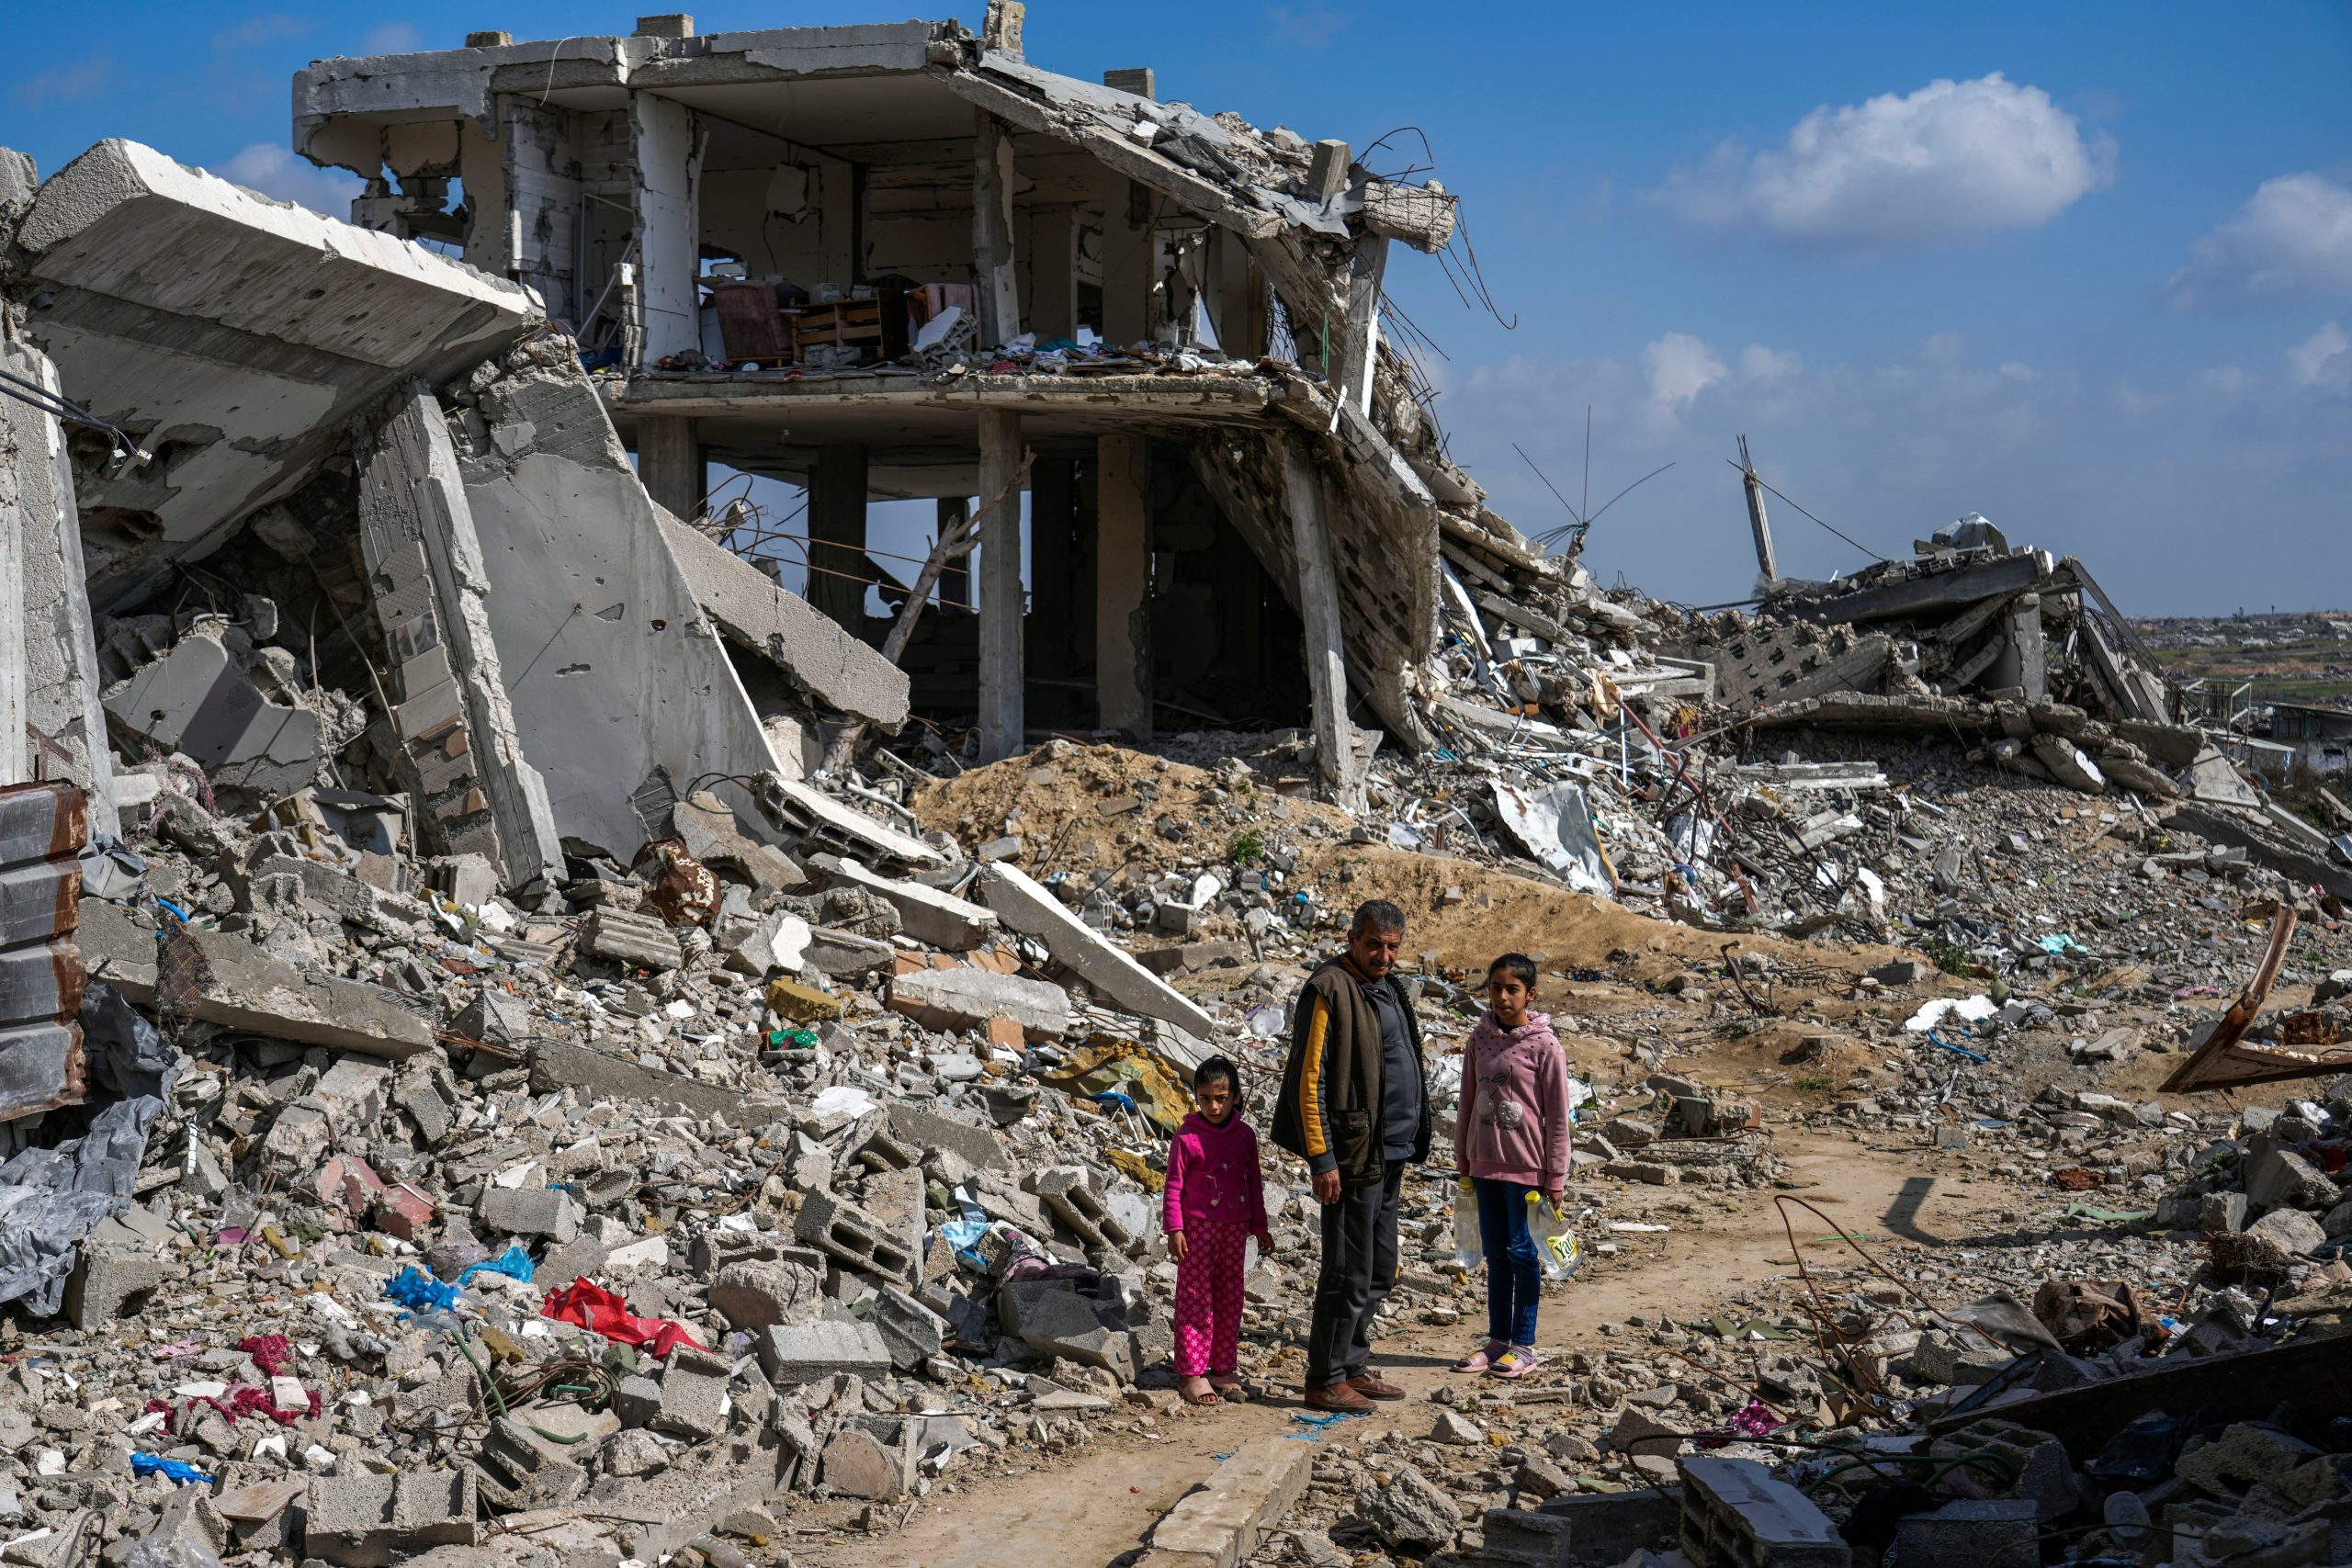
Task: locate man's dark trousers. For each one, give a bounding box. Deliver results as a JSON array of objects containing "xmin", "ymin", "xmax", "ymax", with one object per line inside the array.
[{"xmin": 1306, "ymin": 1166, "xmax": 1403, "ymax": 1388}]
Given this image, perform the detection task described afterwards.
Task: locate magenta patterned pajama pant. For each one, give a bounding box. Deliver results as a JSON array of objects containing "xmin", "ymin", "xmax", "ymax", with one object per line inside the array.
[{"xmin": 1172, "ymin": 1219, "xmax": 1249, "ymax": 1377}]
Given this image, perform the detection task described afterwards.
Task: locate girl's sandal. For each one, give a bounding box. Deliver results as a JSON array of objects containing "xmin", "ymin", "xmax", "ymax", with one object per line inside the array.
[
  {"xmin": 1179, "ymin": 1378, "xmax": 1219, "ymax": 1406},
  {"xmin": 1487, "ymin": 1347, "xmax": 1544, "ymax": 1380},
  {"xmin": 1452, "ymin": 1340, "xmax": 1505, "ymax": 1374}
]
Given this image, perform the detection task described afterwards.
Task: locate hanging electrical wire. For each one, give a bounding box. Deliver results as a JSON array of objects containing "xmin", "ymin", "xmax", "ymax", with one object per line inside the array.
[{"xmin": 0, "ymin": 365, "xmax": 153, "ymax": 468}]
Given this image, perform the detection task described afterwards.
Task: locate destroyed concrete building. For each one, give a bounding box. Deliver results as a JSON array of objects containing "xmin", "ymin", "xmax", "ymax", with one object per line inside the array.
[
  {"xmin": 5, "ymin": 12, "xmax": 2352, "ymax": 1568},
  {"xmin": 288, "ymin": 6, "xmax": 1495, "ymax": 796}
]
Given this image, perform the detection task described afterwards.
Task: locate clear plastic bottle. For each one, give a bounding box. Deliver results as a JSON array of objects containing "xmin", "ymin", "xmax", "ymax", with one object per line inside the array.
[
  {"xmin": 1452, "ymin": 1179, "xmax": 1484, "ymax": 1270},
  {"xmin": 1524, "ymin": 1191, "xmax": 1583, "ymax": 1281}
]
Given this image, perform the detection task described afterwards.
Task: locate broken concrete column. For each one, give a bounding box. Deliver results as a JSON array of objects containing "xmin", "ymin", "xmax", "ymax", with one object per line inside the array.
[
  {"xmin": 807, "ymin": 444, "xmax": 870, "ymax": 631},
  {"xmin": 0, "ymin": 327, "xmax": 117, "ymax": 828},
  {"xmin": 1096, "ymin": 434, "xmax": 1150, "ymax": 739},
  {"xmin": 976, "ymin": 409, "xmax": 1024, "ymax": 762},
  {"xmin": 450, "ymin": 343, "xmax": 791, "ymax": 862},
  {"xmin": 636, "ymin": 415, "xmax": 702, "ymax": 523},
  {"xmin": 1099, "ymin": 169, "xmax": 1153, "ymax": 346},
  {"xmin": 973, "ymin": 111, "xmax": 1022, "ymax": 345},
  {"xmin": 357, "ymin": 385, "xmax": 563, "ymax": 895},
  {"xmin": 809, "ymin": 854, "xmax": 996, "ymax": 949},
  {"xmin": 629, "ymin": 96, "xmax": 702, "ymax": 371},
  {"xmin": 1282, "ymin": 435, "xmax": 1363, "ymax": 810}
]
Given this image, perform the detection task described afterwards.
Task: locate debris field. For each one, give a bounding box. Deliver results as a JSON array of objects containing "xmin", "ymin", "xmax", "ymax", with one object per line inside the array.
[{"xmin": 2, "ymin": 9, "xmax": 2349, "ymax": 1568}]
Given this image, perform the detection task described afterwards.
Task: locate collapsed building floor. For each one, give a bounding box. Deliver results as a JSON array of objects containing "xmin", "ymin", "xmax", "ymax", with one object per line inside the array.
[{"xmin": 4, "ymin": 10, "xmax": 2352, "ymax": 1568}]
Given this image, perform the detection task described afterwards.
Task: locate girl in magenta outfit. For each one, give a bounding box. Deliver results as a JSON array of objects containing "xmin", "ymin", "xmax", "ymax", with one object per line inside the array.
[
  {"xmin": 1163, "ymin": 1055, "xmax": 1274, "ymax": 1407},
  {"xmin": 1452, "ymin": 953, "xmax": 1573, "ymax": 1379}
]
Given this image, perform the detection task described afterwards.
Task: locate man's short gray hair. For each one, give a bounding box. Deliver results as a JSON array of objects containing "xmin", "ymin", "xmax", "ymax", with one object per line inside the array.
[{"xmin": 1350, "ymin": 898, "xmax": 1406, "ymax": 937}]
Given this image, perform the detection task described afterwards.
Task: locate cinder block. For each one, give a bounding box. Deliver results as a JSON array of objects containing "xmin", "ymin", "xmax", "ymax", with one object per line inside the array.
[
  {"xmin": 794, "ymin": 1190, "xmax": 915, "ymax": 1279},
  {"xmin": 757, "ymin": 1319, "xmax": 892, "ymax": 1387},
  {"xmin": 302, "ymin": 1471, "xmax": 477, "ymax": 1567},
  {"xmin": 1678, "ymin": 1456, "xmax": 1849, "ymax": 1568}
]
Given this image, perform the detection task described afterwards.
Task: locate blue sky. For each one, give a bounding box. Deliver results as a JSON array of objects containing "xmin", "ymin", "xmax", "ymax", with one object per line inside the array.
[{"xmin": 7, "ymin": 2, "xmax": 2349, "ymax": 613}]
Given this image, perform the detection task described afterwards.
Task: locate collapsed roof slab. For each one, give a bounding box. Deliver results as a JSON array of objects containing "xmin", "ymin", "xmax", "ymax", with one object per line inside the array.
[{"xmin": 7, "ymin": 141, "xmax": 541, "ymax": 607}]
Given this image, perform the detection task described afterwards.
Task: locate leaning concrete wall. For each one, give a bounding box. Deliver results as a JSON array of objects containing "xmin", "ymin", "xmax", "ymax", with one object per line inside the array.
[{"xmin": 449, "ymin": 341, "xmax": 786, "ymax": 861}]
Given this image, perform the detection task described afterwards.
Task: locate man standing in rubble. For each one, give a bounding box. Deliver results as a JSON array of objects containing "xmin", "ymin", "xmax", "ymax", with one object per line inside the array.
[{"xmin": 1274, "ymin": 898, "xmax": 1430, "ymax": 1413}]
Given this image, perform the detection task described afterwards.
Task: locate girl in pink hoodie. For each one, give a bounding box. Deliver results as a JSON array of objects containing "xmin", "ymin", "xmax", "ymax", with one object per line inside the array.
[
  {"xmin": 1163, "ymin": 1055, "xmax": 1274, "ymax": 1406},
  {"xmin": 1452, "ymin": 953, "xmax": 1573, "ymax": 1378}
]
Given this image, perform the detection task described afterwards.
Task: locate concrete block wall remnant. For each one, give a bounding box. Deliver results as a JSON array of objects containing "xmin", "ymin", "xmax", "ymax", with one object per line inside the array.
[
  {"xmin": 356, "ymin": 385, "xmax": 563, "ymax": 894},
  {"xmin": 1677, "ymin": 1456, "xmax": 1849, "ymax": 1568}
]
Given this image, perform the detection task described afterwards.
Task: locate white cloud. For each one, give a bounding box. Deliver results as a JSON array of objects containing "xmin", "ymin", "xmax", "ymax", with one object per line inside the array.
[
  {"xmin": 1656, "ymin": 73, "xmax": 2114, "ymax": 250},
  {"xmin": 1739, "ymin": 344, "xmax": 1803, "ymax": 381},
  {"xmin": 1645, "ymin": 333, "xmax": 1727, "ymax": 408},
  {"xmin": 2202, "ymin": 366, "xmax": 2253, "ymax": 397},
  {"xmin": 363, "ymin": 22, "xmax": 423, "ymax": 52},
  {"xmin": 1921, "ymin": 332, "xmax": 1966, "ymax": 367},
  {"xmin": 11, "ymin": 57, "xmax": 113, "ymax": 109},
  {"xmin": 219, "ymin": 144, "xmax": 360, "ymax": 218},
  {"xmin": 1266, "ymin": 6, "xmax": 1350, "ymax": 50},
  {"xmin": 2164, "ymin": 173, "xmax": 2352, "ymax": 311},
  {"xmin": 2289, "ymin": 321, "xmax": 2351, "ymax": 391},
  {"xmin": 213, "ymin": 13, "xmax": 311, "ymax": 51},
  {"xmin": 1998, "ymin": 361, "xmax": 2041, "ymax": 381}
]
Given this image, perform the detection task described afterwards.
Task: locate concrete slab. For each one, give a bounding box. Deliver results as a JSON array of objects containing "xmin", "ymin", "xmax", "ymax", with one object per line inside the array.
[
  {"xmin": 978, "ymin": 862, "xmax": 1216, "ymax": 1037},
  {"xmin": 157, "ymin": 923, "xmax": 432, "ymax": 1059},
  {"xmin": 1139, "ymin": 1436, "xmax": 1314, "ymax": 1568},
  {"xmin": 811, "ymin": 853, "xmax": 997, "ymax": 949},
  {"xmin": 657, "ymin": 510, "xmax": 909, "ymax": 727},
  {"xmin": 452, "ymin": 346, "xmax": 790, "ymax": 862},
  {"xmin": 12, "ymin": 140, "xmax": 539, "ymax": 605}
]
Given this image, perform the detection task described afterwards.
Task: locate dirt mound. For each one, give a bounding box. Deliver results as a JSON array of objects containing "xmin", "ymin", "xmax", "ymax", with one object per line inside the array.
[{"xmin": 916, "ymin": 741, "xmax": 1924, "ymax": 985}]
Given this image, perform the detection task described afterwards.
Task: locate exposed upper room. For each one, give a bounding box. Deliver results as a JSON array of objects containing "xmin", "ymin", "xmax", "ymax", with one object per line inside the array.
[{"xmin": 287, "ymin": 7, "xmax": 1464, "ymax": 463}]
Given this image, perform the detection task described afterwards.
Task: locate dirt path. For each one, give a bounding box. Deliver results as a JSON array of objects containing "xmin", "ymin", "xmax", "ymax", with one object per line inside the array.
[{"xmin": 805, "ymin": 1132, "xmax": 2014, "ymax": 1568}]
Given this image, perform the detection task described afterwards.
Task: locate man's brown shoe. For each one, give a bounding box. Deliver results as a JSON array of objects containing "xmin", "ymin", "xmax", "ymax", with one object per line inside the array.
[
  {"xmin": 1349, "ymin": 1371, "xmax": 1406, "ymax": 1401},
  {"xmin": 1305, "ymin": 1382, "xmax": 1375, "ymax": 1415}
]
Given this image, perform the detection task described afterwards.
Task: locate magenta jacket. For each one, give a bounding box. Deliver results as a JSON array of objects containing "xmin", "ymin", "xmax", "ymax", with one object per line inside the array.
[
  {"xmin": 1453, "ymin": 1010, "xmax": 1573, "ymax": 1190},
  {"xmin": 1163, "ymin": 1111, "xmax": 1270, "ymax": 1235}
]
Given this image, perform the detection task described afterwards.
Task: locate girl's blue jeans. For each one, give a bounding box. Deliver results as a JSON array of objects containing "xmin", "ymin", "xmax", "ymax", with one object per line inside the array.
[{"xmin": 1473, "ymin": 1177, "xmax": 1542, "ymax": 1346}]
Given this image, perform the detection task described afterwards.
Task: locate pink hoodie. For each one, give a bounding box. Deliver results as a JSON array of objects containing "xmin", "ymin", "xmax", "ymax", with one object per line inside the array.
[
  {"xmin": 1453, "ymin": 1010, "xmax": 1573, "ymax": 1190},
  {"xmin": 1163, "ymin": 1111, "xmax": 1270, "ymax": 1235}
]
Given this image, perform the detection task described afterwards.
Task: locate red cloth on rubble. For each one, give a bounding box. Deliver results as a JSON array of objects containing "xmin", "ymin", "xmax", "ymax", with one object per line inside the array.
[{"xmin": 539, "ymin": 1277, "xmax": 706, "ymax": 1357}]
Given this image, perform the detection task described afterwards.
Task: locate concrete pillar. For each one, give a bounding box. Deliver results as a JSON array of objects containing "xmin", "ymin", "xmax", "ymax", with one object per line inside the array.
[
  {"xmin": 629, "ymin": 93, "xmax": 703, "ymax": 371},
  {"xmin": 977, "ymin": 411, "xmax": 1025, "ymax": 761},
  {"xmin": 637, "ymin": 416, "xmax": 703, "ymax": 521},
  {"xmin": 1999, "ymin": 592, "xmax": 2047, "ymax": 702},
  {"xmin": 973, "ymin": 113, "xmax": 1021, "ymax": 347},
  {"xmin": 358, "ymin": 383, "xmax": 564, "ymax": 894},
  {"xmin": 1281, "ymin": 435, "xmax": 1360, "ymax": 808},
  {"xmin": 0, "ymin": 339, "xmax": 119, "ymax": 829},
  {"xmin": 1100, "ymin": 172, "xmax": 1154, "ymax": 348},
  {"xmin": 1026, "ymin": 206, "xmax": 1080, "ymax": 344},
  {"xmin": 1206, "ymin": 229, "xmax": 1264, "ymax": 359},
  {"xmin": 808, "ymin": 445, "xmax": 869, "ymax": 631},
  {"xmin": 1029, "ymin": 457, "xmax": 1078, "ymax": 678},
  {"xmin": 1095, "ymin": 434, "xmax": 1150, "ymax": 739},
  {"xmin": 1336, "ymin": 233, "xmax": 1388, "ymax": 417},
  {"xmin": 937, "ymin": 497, "xmax": 973, "ymax": 609}
]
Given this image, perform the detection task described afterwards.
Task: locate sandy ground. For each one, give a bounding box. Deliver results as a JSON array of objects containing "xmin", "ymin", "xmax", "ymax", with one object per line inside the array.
[{"xmin": 802, "ymin": 1130, "xmax": 2018, "ymax": 1568}]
